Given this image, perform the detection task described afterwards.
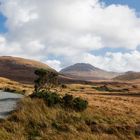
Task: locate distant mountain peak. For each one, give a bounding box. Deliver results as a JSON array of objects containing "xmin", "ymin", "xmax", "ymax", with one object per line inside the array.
[
  {"xmin": 60, "ymin": 63, "xmax": 101, "ymax": 73},
  {"xmin": 60, "ymin": 63, "xmax": 120, "ymax": 80}
]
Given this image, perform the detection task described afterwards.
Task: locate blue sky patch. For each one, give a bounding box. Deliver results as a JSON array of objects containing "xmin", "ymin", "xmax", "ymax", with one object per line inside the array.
[
  {"xmin": 0, "ymin": 13, "xmax": 7, "ymax": 33},
  {"xmin": 102, "ymin": 0, "xmax": 140, "ymax": 13},
  {"xmin": 91, "ymin": 47, "xmax": 131, "ymax": 56}
]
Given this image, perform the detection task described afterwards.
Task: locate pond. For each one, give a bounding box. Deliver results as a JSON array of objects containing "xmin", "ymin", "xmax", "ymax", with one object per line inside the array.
[{"xmin": 0, "ymin": 91, "xmax": 23, "ymax": 119}]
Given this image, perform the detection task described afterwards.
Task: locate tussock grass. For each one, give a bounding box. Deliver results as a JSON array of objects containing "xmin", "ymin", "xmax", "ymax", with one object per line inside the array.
[{"xmin": 0, "ymin": 97, "xmax": 139, "ymax": 140}]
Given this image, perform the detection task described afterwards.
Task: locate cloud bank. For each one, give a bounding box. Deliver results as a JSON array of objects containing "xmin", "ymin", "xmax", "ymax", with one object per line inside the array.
[{"xmin": 0, "ymin": 0, "xmax": 140, "ymax": 71}]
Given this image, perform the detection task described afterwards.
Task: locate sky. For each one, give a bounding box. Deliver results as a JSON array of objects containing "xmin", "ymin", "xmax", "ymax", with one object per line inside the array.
[
  {"xmin": 0, "ymin": 13, "xmax": 7, "ymax": 33},
  {"xmin": 102, "ymin": 0, "xmax": 140, "ymax": 12},
  {"xmin": 0, "ymin": 0, "xmax": 140, "ymax": 72}
]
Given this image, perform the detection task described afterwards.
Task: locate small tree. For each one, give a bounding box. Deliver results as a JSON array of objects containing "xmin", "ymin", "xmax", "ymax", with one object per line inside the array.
[
  {"xmin": 45, "ymin": 71, "xmax": 58, "ymax": 91},
  {"xmin": 34, "ymin": 69, "xmax": 48, "ymax": 93},
  {"xmin": 34, "ymin": 69, "xmax": 58, "ymax": 93}
]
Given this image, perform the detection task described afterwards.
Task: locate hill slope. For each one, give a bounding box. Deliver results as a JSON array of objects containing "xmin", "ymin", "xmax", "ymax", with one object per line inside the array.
[
  {"xmin": 0, "ymin": 56, "xmax": 55, "ymax": 83},
  {"xmin": 113, "ymin": 71, "xmax": 140, "ymax": 81},
  {"xmin": 60, "ymin": 63, "xmax": 120, "ymax": 80}
]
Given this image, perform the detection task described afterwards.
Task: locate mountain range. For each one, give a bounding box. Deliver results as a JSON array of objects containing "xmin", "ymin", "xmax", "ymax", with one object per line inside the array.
[{"xmin": 0, "ymin": 56, "xmax": 139, "ymax": 83}]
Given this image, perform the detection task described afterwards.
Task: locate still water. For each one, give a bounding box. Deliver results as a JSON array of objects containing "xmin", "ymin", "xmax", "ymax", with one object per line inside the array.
[{"xmin": 0, "ymin": 91, "xmax": 23, "ymax": 119}]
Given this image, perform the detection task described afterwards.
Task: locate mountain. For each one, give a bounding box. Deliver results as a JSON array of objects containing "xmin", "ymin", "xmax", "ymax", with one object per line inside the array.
[
  {"xmin": 60, "ymin": 63, "xmax": 120, "ymax": 80},
  {"xmin": 0, "ymin": 56, "xmax": 55, "ymax": 84},
  {"xmin": 113, "ymin": 71, "xmax": 140, "ymax": 81}
]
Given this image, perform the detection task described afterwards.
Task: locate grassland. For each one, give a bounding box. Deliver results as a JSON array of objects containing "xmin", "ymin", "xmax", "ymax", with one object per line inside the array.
[
  {"xmin": 0, "ymin": 77, "xmax": 33, "ymax": 95},
  {"xmin": 0, "ymin": 79, "xmax": 140, "ymax": 140}
]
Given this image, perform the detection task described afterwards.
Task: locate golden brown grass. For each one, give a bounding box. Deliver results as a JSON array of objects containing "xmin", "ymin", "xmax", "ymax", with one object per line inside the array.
[
  {"xmin": 0, "ymin": 95, "xmax": 139, "ymax": 140},
  {"xmin": 0, "ymin": 98, "xmax": 135, "ymax": 140},
  {"xmin": 0, "ymin": 80, "xmax": 140, "ymax": 140},
  {"xmin": 0, "ymin": 77, "xmax": 33, "ymax": 95}
]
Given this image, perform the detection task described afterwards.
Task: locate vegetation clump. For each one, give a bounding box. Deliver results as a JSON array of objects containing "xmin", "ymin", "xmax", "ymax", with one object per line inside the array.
[
  {"xmin": 32, "ymin": 91, "xmax": 88, "ymax": 111},
  {"xmin": 63, "ymin": 94, "xmax": 88, "ymax": 111},
  {"xmin": 32, "ymin": 68, "xmax": 88, "ymax": 111},
  {"xmin": 92, "ymin": 85, "xmax": 129, "ymax": 92},
  {"xmin": 45, "ymin": 92, "xmax": 61, "ymax": 107},
  {"xmin": 73, "ymin": 97, "xmax": 88, "ymax": 111},
  {"xmin": 61, "ymin": 84, "xmax": 67, "ymax": 89},
  {"xmin": 63, "ymin": 94, "xmax": 73, "ymax": 108}
]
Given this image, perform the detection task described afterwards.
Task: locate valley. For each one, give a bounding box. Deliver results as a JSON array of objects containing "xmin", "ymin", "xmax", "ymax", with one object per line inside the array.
[{"xmin": 0, "ymin": 56, "xmax": 139, "ymax": 140}]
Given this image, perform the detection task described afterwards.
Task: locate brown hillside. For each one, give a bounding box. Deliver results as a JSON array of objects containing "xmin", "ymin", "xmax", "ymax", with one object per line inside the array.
[
  {"xmin": 113, "ymin": 71, "xmax": 140, "ymax": 81},
  {"xmin": 0, "ymin": 56, "xmax": 55, "ymax": 84}
]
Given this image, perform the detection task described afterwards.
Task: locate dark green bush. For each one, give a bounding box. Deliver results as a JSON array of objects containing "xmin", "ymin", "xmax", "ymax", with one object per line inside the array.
[
  {"xmin": 45, "ymin": 92, "xmax": 61, "ymax": 107},
  {"xmin": 31, "ymin": 91, "xmax": 88, "ymax": 111},
  {"xmin": 63, "ymin": 94, "xmax": 73, "ymax": 107},
  {"xmin": 31, "ymin": 91, "xmax": 46, "ymax": 98},
  {"xmin": 61, "ymin": 84, "xmax": 67, "ymax": 88},
  {"xmin": 73, "ymin": 97, "xmax": 88, "ymax": 111},
  {"xmin": 63, "ymin": 94, "xmax": 88, "ymax": 111},
  {"xmin": 92, "ymin": 85, "xmax": 110, "ymax": 92}
]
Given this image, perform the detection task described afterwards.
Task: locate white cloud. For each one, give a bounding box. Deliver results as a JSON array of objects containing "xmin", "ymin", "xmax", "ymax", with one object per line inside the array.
[
  {"xmin": 0, "ymin": 0, "xmax": 140, "ymax": 71},
  {"xmin": 0, "ymin": 36, "xmax": 6, "ymax": 46},
  {"xmin": 82, "ymin": 51, "xmax": 140, "ymax": 72},
  {"xmin": 46, "ymin": 60, "xmax": 61, "ymax": 71}
]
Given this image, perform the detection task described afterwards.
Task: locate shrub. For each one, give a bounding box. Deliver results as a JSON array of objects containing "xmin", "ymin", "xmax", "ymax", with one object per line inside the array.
[
  {"xmin": 73, "ymin": 97, "xmax": 88, "ymax": 111},
  {"xmin": 61, "ymin": 84, "xmax": 67, "ymax": 89},
  {"xmin": 31, "ymin": 91, "xmax": 88, "ymax": 111},
  {"xmin": 45, "ymin": 92, "xmax": 61, "ymax": 107},
  {"xmin": 31, "ymin": 91, "xmax": 61, "ymax": 107},
  {"xmin": 31, "ymin": 91, "xmax": 46, "ymax": 98},
  {"xmin": 63, "ymin": 94, "xmax": 73, "ymax": 107},
  {"xmin": 63, "ymin": 94, "xmax": 88, "ymax": 111}
]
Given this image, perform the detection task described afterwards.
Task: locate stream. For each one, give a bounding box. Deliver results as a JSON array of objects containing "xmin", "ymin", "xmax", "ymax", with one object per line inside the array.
[{"xmin": 0, "ymin": 91, "xmax": 23, "ymax": 119}]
